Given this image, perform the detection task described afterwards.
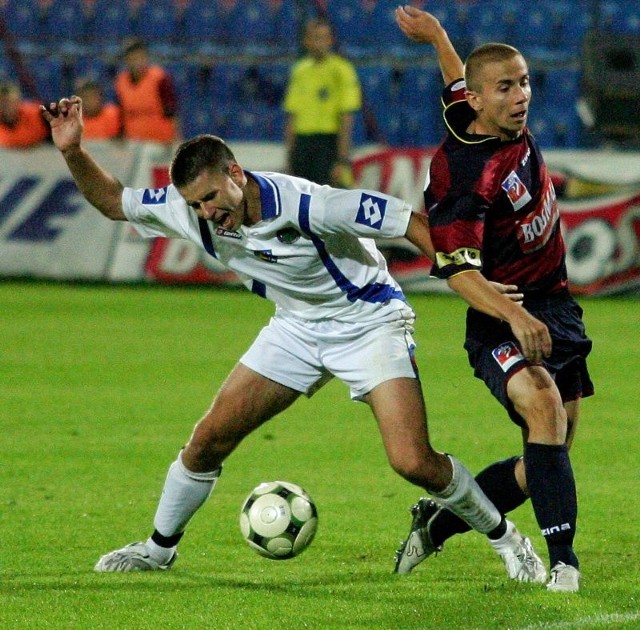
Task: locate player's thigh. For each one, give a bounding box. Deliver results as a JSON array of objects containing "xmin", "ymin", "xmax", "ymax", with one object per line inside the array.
[
  {"xmin": 364, "ymin": 377, "xmax": 438, "ymax": 468},
  {"xmin": 188, "ymin": 363, "xmax": 301, "ymax": 457},
  {"xmin": 507, "ymin": 365, "xmax": 567, "ymax": 443},
  {"xmin": 564, "ymin": 399, "xmax": 580, "ymax": 449}
]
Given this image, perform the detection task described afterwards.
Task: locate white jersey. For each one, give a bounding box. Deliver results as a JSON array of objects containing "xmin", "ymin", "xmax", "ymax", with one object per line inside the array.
[{"xmin": 122, "ymin": 171, "xmax": 415, "ymax": 323}]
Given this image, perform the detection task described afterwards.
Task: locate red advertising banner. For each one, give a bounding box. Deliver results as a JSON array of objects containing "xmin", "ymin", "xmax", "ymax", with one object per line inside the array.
[{"xmin": 140, "ymin": 148, "xmax": 640, "ymax": 295}]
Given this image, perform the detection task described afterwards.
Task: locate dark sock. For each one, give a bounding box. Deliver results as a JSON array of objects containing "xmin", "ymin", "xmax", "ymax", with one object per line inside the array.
[
  {"xmin": 430, "ymin": 456, "xmax": 528, "ymax": 547},
  {"xmin": 524, "ymin": 442, "xmax": 579, "ymax": 569},
  {"xmin": 151, "ymin": 529, "xmax": 184, "ymax": 548}
]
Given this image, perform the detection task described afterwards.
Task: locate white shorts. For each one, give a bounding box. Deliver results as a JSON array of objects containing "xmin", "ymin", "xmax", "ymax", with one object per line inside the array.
[{"xmin": 240, "ymin": 311, "xmax": 419, "ymax": 401}]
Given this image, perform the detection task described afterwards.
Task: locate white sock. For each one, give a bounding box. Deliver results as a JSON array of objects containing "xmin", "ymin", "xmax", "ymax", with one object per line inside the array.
[
  {"xmin": 430, "ymin": 455, "xmax": 502, "ymax": 534},
  {"xmin": 151, "ymin": 451, "xmax": 220, "ymax": 546}
]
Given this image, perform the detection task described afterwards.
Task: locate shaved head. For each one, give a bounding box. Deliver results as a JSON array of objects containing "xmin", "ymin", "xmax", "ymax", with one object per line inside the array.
[{"xmin": 465, "ymin": 43, "xmax": 523, "ymax": 92}]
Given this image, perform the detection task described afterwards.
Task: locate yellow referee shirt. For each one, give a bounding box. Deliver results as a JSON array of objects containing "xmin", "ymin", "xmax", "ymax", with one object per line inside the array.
[{"xmin": 284, "ymin": 53, "xmax": 362, "ymax": 135}]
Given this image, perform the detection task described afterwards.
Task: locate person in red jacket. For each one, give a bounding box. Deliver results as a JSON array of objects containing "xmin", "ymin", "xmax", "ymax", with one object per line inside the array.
[
  {"xmin": 115, "ymin": 39, "xmax": 179, "ymax": 144},
  {"xmin": 0, "ymin": 81, "xmax": 49, "ymax": 148}
]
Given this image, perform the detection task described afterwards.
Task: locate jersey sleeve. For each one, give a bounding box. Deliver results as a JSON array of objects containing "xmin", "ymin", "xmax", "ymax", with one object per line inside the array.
[
  {"xmin": 428, "ymin": 193, "xmax": 486, "ymax": 279},
  {"xmin": 122, "ymin": 185, "xmax": 187, "ymax": 239},
  {"xmin": 306, "ymin": 187, "xmax": 413, "ymax": 240}
]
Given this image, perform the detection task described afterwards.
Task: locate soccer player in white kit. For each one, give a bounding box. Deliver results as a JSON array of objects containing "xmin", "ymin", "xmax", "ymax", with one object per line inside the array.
[{"xmin": 41, "ymin": 97, "xmax": 548, "ymax": 582}]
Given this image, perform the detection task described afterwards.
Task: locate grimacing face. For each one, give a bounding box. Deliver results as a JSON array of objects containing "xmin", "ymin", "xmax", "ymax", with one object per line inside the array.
[
  {"xmin": 466, "ymin": 54, "xmax": 531, "ymax": 141},
  {"xmin": 178, "ymin": 163, "xmax": 247, "ymax": 231}
]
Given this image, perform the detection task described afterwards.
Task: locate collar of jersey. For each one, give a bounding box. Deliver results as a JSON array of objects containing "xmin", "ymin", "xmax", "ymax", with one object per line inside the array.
[
  {"xmin": 245, "ymin": 171, "xmax": 282, "ymax": 221},
  {"xmin": 444, "ymin": 99, "xmax": 500, "ymax": 145}
]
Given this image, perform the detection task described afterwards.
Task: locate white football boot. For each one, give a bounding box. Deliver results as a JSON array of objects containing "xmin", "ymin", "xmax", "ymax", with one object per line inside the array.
[{"xmin": 94, "ymin": 542, "xmax": 177, "ymax": 572}]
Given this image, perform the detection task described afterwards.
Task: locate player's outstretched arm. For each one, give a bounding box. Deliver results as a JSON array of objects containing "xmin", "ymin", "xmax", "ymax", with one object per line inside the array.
[
  {"xmin": 41, "ymin": 97, "xmax": 127, "ymax": 221},
  {"xmin": 448, "ymin": 271, "xmax": 552, "ymax": 363},
  {"xmin": 395, "ymin": 5, "xmax": 464, "ymax": 85}
]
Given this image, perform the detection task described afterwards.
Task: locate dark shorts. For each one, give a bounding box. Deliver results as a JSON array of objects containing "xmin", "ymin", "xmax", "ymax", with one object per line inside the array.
[
  {"xmin": 290, "ymin": 134, "xmax": 338, "ymax": 185},
  {"xmin": 464, "ymin": 290, "xmax": 594, "ymax": 427}
]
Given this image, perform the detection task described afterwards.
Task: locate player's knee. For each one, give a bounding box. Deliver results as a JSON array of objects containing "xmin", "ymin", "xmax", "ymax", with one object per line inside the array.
[
  {"xmin": 515, "ymin": 388, "xmax": 567, "ymax": 442},
  {"xmin": 388, "ymin": 451, "xmax": 441, "ymax": 488}
]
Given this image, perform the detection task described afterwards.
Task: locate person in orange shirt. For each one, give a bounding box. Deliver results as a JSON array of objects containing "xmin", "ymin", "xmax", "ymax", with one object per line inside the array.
[
  {"xmin": 75, "ymin": 79, "xmax": 122, "ymax": 141},
  {"xmin": 115, "ymin": 39, "xmax": 179, "ymax": 144},
  {"xmin": 0, "ymin": 81, "xmax": 49, "ymax": 148}
]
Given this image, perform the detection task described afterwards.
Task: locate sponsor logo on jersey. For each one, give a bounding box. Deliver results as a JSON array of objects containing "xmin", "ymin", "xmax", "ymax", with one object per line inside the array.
[
  {"xmin": 491, "ymin": 341, "xmax": 524, "ymax": 372},
  {"xmin": 215, "ymin": 227, "xmax": 241, "ymax": 239},
  {"xmin": 518, "ymin": 185, "xmax": 559, "ymax": 253},
  {"xmin": 355, "ymin": 193, "xmax": 387, "ymax": 230},
  {"xmin": 502, "ymin": 171, "xmax": 531, "ymax": 211},
  {"xmin": 254, "ymin": 249, "xmax": 278, "ymax": 263},
  {"xmin": 142, "ymin": 187, "xmax": 168, "ymax": 205},
  {"xmin": 277, "ymin": 227, "xmax": 300, "ymax": 244}
]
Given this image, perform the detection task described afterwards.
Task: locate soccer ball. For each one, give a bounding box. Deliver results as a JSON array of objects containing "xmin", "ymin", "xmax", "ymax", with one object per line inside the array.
[{"xmin": 239, "ymin": 480, "xmax": 318, "ymax": 560}]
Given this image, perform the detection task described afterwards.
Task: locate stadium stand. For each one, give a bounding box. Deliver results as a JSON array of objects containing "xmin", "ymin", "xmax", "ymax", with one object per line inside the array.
[{"xmin": 2, "ymin": 0, "xmax": 639, "ymax": 147}]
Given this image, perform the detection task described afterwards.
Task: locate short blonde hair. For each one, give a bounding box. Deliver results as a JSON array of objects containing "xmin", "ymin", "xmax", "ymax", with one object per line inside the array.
[{"xmin": 465, "ymin": 43, "xmax": 523, "ymax": 91}]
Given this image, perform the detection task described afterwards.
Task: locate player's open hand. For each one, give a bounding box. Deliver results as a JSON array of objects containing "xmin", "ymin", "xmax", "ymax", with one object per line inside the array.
[
  {"xmin": 489, "ymin": 281, "xmax": 523, "ymax": 304},
  {"xmin": 395, "ymin": 5, "xmax": 443, "ymax": 44},
  {"xmin": 40, "ymin": 96, "xmax": 83, "ymax": 153}
]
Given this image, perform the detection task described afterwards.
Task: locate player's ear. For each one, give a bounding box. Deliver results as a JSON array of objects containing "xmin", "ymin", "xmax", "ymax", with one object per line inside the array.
[
  {"xmin": 465, "ymin": 90, "xmax": 483, "ymax": 113},
  {"xmin": 228, "ymin": 161, "xmax": 246, "ymax": 185}
]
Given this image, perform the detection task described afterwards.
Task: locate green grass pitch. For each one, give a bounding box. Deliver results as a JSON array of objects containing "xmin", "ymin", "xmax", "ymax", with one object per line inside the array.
[{"xmin": 1, "ymin": 281, "xmax": 638, "ymax": 629}]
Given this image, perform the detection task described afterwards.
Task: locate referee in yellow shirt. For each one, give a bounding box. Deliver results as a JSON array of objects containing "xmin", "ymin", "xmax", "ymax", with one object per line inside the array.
[{"xmin": 284, "ymin": 17, "xmax": 362, "ymax": 186}]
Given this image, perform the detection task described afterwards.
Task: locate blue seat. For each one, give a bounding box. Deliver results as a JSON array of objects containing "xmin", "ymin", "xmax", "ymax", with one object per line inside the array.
[
  {"xmin": 27, "ymin": 56, "xmax": 64, "ymax": 101},
  {"xmin": 254, "ymin": 61, "xmax": 290, "ymax": 107},
  {"xmin": 511, "ymin": 2, "xmax": 558, "ymax": 61},
  {"xmin": 326, "ymin": 0, "xmax": 378, "ymax": 58},
  {"xmin": 72, "ymin": 56, "xmax": 114, "ymax": 95},
  {"xmin": 368, "ymin": 1, "xmax": 424, "ymax": 58},
  {"xmin": 45, "ymin": 0, "xmax": 87, "ymax": 47},
  {"xmin": 227, "ymin": 103, "xmax": 273, "ymax": 141},
  {"xmin": 181, "ymin": 105, "xmax": 215, "ymax": 139},
  {"xmin": 130, "ymin": 0, "xmax": 178, "ymax": 45},
  {"xmin": 458, "ymin": 1, "xmax": 508, "ymax": 54},
  {"xmin": 86, "ymin": 0, "xmax": 132, "ymax": 52},
  {"xmin": 267, "ymin": 1, "xmax": 302, "ymax": 55},
  {"xmin": 400, "ymin": 105, "xmax": 444, "ymax": 148},
  {"xmin": 529, "ymin": 107, "xmax": 582, "ymax": 148},
  {"xmin": 218, "ymin": 1, "xmax": 280, "ymax": 56},
  {"xmin": 373, "ymin": 107, "xmax": 403, "ymax": 146},
  {"xmin": 269, "ymin": 107, "xmax": 287, "ymax": 142},
  {"xmin": 4, "ymin": 0, "xmax": 44, "ymax": 52},
  {"xmin": 397, "ymin": 65, "xmax": 441, "ymax": 109},
  {"xmin": 550, "ymin": 1, "xmax": 592, "ymax": 55},
  {"xmin": 540, "ymin": 67, "xmax": 581, "ymax": 112},
  {"xmin": 165, "ymin": 61, "xmax": 206, "ymax": 112},
  {"xmin": 212, "ymin": 60, "xmax": 253, "ymax": 104},
  {"xmin": 357, "ymin": 64, "xmax": 393, "ymax": 114},
  {"xmin": 351, "ymin": 109, "xmax": 371, "ymax": 145},
  {"xmin": 180, "ymin": 0, "xmax": 223, "ymax": 54}
]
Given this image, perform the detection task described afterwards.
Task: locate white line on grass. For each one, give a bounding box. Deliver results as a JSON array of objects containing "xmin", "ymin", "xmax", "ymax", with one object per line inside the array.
[{"xmin": 516, "ymin": 611, "xmax": 640, "ymax": 630}]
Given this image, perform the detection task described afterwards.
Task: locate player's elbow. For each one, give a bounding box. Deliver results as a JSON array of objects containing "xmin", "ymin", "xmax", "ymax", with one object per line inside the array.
[{"xmin": 93, "ymin": 197, "xmax": 127, "ymax": 221}]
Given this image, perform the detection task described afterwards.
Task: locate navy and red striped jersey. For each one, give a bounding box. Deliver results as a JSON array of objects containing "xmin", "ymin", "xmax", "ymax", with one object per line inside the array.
[{"xmin": 425, "ymin": 79, "xmax": 568, "ymax": 296}]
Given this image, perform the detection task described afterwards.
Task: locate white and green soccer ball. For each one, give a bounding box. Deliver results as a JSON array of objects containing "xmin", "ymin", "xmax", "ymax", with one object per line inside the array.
[{"xmin": 239, "ymin": 480, "xmax": 318, "ymax": 560}]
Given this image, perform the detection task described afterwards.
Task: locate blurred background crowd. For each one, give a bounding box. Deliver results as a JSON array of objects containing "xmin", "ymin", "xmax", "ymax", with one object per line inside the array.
[{"xmin": 1, "ymin": 0, "xmax": 639, "ymax": 153}]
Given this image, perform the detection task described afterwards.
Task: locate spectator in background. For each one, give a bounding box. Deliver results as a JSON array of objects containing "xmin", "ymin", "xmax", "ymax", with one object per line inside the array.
[
  {"xmin": 115, "ymin": 38, "xmax": 179, "ymax": 144},
  {"xmin": 75, "ymin": 79, "xmax": 122, "ymax": 141},
  {"xmin": 0, "ymin": 81, "xmax": 49, "ymax": 148},
  {"xmin": 283, "ymin": 17, "xmax": 362, "ymax": 186}
]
